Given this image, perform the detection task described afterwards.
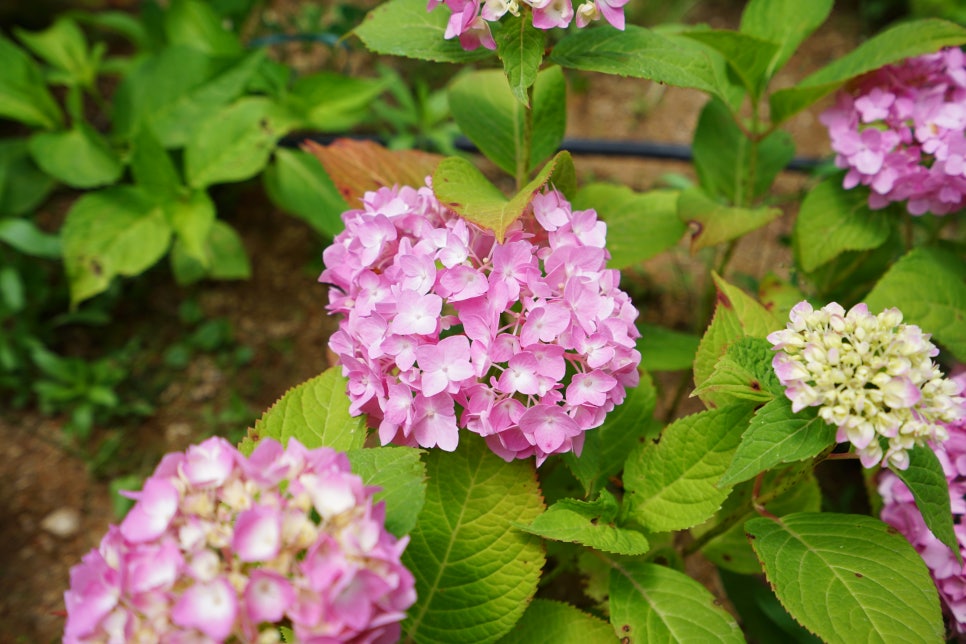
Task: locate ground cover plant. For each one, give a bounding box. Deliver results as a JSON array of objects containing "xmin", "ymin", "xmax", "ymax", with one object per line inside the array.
[{"xmin": 50, "ymin": 0, "xmax": 966, "ymax": 641}]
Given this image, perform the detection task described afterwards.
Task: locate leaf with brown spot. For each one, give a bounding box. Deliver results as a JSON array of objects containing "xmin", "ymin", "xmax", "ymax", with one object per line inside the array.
[{"xmin": 302, "ymin": 138, "xmax": 444, "ymax": 207}]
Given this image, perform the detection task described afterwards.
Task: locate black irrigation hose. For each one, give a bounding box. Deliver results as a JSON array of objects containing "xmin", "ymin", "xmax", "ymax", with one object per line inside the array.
[{"xmin": 281, "ymin": 133, "xmax": 826, "ymax": 174}]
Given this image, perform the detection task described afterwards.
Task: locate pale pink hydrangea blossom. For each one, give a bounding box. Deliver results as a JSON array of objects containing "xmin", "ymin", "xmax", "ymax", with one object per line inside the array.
[
  {"xmin": 320, "ymin": 180, "xmax": 641, "ymax": 465},
  {"xmin": 428, "ymin": 0, "xmax": 629, "ymax": 52},
  {"xmin": 63, "ymin": 437, "xmax": 415, "ymax": 643},
  {"xmin": 821, "ymin": 48, "xmax": 966, "ymax": 215},
  {"xmin": 880, "ymin": 374, "xmax": 966, "ymax": 634},
  {"xmin": 768, "ymin": 301, "xmax": 965, "ymax": 469}
]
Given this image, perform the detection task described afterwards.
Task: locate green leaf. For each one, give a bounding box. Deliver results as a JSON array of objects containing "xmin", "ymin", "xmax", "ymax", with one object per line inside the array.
[
  {"xmin": 692, "ymin": 98, "xmax": 795, "ymax": 205},
  {"xmin": 499, "ymin": 599, "xmax": 617, "ymax": 644},
  {"xmin": 739, "ymin": 0, "xmax": 833, "ymax": 78},
  {"xmin": 564, "ymin": 373, "xmax": 659, "ymax": 497},
  {"xmin": 263, "ymin": 147, "xmax": 348, "ymax": 237},
  {"xmin": 354, "ymin": 0, "xmax": 495, "ymax": 63},
  {"xmin": 770, "ymin": 19, "xmax": 966, "ymax": 125},
  {"xmin": 747, "ymin": 512, "xmax": 945, "ymax": 643},
  {"xmin": 130, "ymin": 126, "xmax": 182, "ymax": 199},
  {"xmin": 572, "ymin": 184, "xmax": 684, "ymax": 268},
  {"xmin": 0, "ymin": 218, "xmax": 60, "ymax": 258},
  {"xmin": 165, "ymin": 190, "xmax": 215, "ymax": 267},
  {"xmin": 170, "ymin": 219, "xmax": 251, "ymax": 285},
  {"xmin": 28, "ymin": 124, "xmax": 123, "ymax": 189},
  {"xmin": 0, "ymin": 138, "xmax": 55, "ymax": 216},
  {"xmin": 892, "ymin": 446, "xmax": 958, "ymax": 563},
  {"xmin": 678, "ymin": 188, "xmax": 781, "ymax": 253},
  {"xmin": 609, "ymin": 561, "xmax": 744, "ymax": 642},
  {"xmin": 432, "ymin": 151, "xmax": 575, "ymax": 243},
  {"xmin": 164, "ymin": 0, "xmax": 242, "ymax": 56},
  {"xmin": 185, "ymin": 97, "xmax": 294, "ymax": 188},
  {"xmin": 15, "ymin": 17, "xmax": 97, "ymax": 88},
  {"xmin": 495, "ymin": 13, "xmax": 545, "ymax": 107},
  {"xmin": 61, "ymin": 186, "xmax": 173, "ymax": 305},
  {"xmin": 794, "ymin": 177, "xmax": 894, "ymax": 272},
  {"xmin": 624, "ymin": 404, "xmax": 755, "ymax": 532},
  {"xmin": 865, "ymin": 247, "xmax": 966, "ymax": 362},
  {"xmin": 682, "ymin": 30, "xmax": 779, "ymax": 99},
  {"xmin": 241, "ymin": 367, "xmax": 367, "ymax": 454},
  {"xmin": 518, "ymin": 490, "xmax": 650, "ymax": 555},
  {"xmin": 636, "ymin": 324, "xmax": 699, "ymax": 372},
  {"xmin": 693, "ymin": 336, "xmax": 783, "ymax": 405},
  {"xmin": 287, "ymin": 72, "xmax": 385, "ymax": 132},
  {"xmin": 449, "ymin": 67, "xmax": 566, "ymax": 176},
  {"xmin": 402, "ymin": 434, "xmax": 544, "ymax": 644},
  {"xmin": 719, "ymin": 569, "xmax": 823, "ymax": 644},
  {"xmin": 346, "ymin": 446, "xmax": 426, "ymax": 538},
  {"xmin": 719, "ymin": 402, "xmax": 836, "ymax": 488},
  {"xmin": 0, "ymin": 35, "xmax": 62, "ymax": 129},
  {"xmin": 0, "ymin": 265, "xmax": 25, "ymax": 312}
]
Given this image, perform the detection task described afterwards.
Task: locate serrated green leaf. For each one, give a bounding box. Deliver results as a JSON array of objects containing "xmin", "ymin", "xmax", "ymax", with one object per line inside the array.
[
  {"xmin": 693, "ymin": 336, "xmax": 782, "ymax": 405},
  {"xmin": 61, "ymin": 186, "xmax": 172, "ymax": 305},
  {"xmin": 29, "ymin": 124, "xmax": 123, "ymax": 189},
  {"xmin": 130, "ymin": 126, "xmax": 181, "ymax": 198},
  {"xmin": 402, "ymin": 434, "xmax": 544, "ymax": 644},
  {"xmin": 892, "ymin": 446, "xmax": 959, "ymax": 563},
  {"xmin": 433, "ymin": 151, "xmax": 574, "ymax": 243},
  {"xmin": 164, "ymin": 190, "xmax": 215, "ymax": 267},
  {"xmin": 865, "ymin": 247, "xmax": 966, "ymax": 362},
  {"xmin": 449, "ymin": 67, "xmax": 566, "ymax": 176},
  {"xmin": 15, "ymin": 17, "xmax": 97, "ymax": 88},
  {"xmin": 354, "ymin": 0, "xmax": 495, "ymax": 63},
  {"xmin": 164, "ymin": 0, "xmax": 242, "ymax": 56},
  {"xmin": 518, "ymin": 490, "xmax": 649, "ymax": 555},
  {"xmin": 0, "ymin": 35, "xmax": 62, "ymax": 129},
  {"xmin": 499, "ymin": 599, "xmax": 617, "ymax": 644},
  {"xmin": 242, "ymin": 367, "xmax": 367, "ymax": 454},
  {"xmin": 625, "ymin": 404, "xmax": 755, "ymax": 532},
  {"xmin": 636, "ymin": 324, "xmax": 699, "ymax": 372},
  {"xmin": 719, "ymin": 402, "xmax": 835, "ymax": 488},
  {"xmin": 747, "ymin": 512, "xmax": 945, "ymax": 643},
  {"xmin": 287, "ymin": 72, "xmax": 385, "ymax": 132},
  {"xmin": 679, "ymin": 188, "xmax": 781, "ymax": 253},
  {"xmin": 718, "ymin": 569, "xmax": 823, "ymax": 644},
  {"xmin": 682, "ymin": 30, "xmax": 779, "ymax": 99},
  {"xmin": 564, "ymin": 373, "xmax": 659, "ymax": 497},
  {"xmin": 692, "ymin": 98, "xmax": 795, "ymax": 205},
  {"xmin": 794, "ymin": 177, "xmax": 894, "ymax": 272},
  {"xmin": 347, "ymin": 446, "xmax": 426, "ymax": 538},
  {"xmin": 0, "ymin": 218, "xmax": 60, "ymax": 258},
  {"xmin": 770, "ymin": 19, "xmax": 966, "ymax": 125},
  {"xmin": 572, "ymin": 184, "xmax": 684, "ymax": 268},
  {"xmin": 495, "ymin": 13, "xmax": 545, "ymax": 107},
  {"xmin": 0, "ymin": 138, "xmax": 55, "ymax": 216},
  {"xmin": 609, "ymin": 561, "xmax": 744, "ymax": 642},
  {"xmin": 263, "ymin": 147, "xmax": 348, "ymax": 238},
  {"xmin": 739, "ymin": 0, "xmax": 833, "ymax": 78}
]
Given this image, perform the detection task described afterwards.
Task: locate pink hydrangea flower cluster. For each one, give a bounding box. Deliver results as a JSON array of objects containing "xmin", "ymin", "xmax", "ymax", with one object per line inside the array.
[
  {"xmin": 320, "ymin": 180, "xmax": 641, "ymax": 465},
  {"xmin": 63, "ymin": 437, "xmax": 415, "ymax": 643},
  {"xmin": 880, "ymin": 376, "xmax": 966, "ymax": 633},
  {"xmin": 820, "ymin": 47, "xmax": 966, "ymax": 215},
  {"xmin": 428, "ymin": 0, "xmax": 629, "ymax": 51},
  {"xmin": 768, "ymin": 301, "xmax": 965, "ymax": 469}
]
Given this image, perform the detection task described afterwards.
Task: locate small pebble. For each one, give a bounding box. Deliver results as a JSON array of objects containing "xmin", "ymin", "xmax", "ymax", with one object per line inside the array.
[{"xmin": 40, "ymin": 507, "xmax": 81, "ymax": 539}]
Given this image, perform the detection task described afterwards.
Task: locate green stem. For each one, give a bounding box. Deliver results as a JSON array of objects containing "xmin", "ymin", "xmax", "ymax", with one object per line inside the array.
[{"xmin": 515, "ymin": 85, "xmax": 535, "ymax": 191}]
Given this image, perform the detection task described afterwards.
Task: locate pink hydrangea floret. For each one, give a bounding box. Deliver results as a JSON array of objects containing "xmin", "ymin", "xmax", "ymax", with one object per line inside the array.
[
  {"xmin": 880, "ymin": 372, "xmax": 966, "ymax": 633},
  {"xmin": 428, "ymin": 0, "xmax": 628, "ymax": 51},
  {"xmin": 821, "ymin": 48, "xmax": 966, "ymax": 215},
  {"xmin": 63, "ymin": 436, "xmax": 416, "ymax": 643},
  {"xmin": 320, "ymin": 180, "xmax": 641, "ymax": 465}
]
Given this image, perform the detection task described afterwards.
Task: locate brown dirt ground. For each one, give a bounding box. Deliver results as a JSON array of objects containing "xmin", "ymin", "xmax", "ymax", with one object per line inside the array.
[{"xmin": 0, "ymin": 4, "xmax": 863, "ymax": 641}]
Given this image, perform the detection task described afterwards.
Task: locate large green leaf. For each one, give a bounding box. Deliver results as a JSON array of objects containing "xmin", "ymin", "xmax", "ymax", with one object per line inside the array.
[
  {"xmin": 636, "ymin": 325, "xmax": 699, "ymax": 372},
  {"xmin": 494, "ymin": 13, "xmax": 545, "ymax": 107},
  {"xmin": 892, "ymin": 446, "xmax": 958, "ymax": 562},
  {"xmin": 164, "ymin": 190, "xmax": 215, "ymax": 267},
  {"xmin": 499, "ymin": 599, "xmax": 617, "ymax": 644},
  {"xmin": 747, "ymin": 512, "xmax": 945, "ymax": 643},
  {"xmin": 346, "ymin": 446, "xmax": 426, "ymax": 538},
  {"xmin": 794, "ymin": 177, "xmax": 894, "ymax": 272},
  {"xmin": 770, "ymin": 19, "xmax": 966, "ymax": 125},
  {"xmin": 449, "ymin": 67, "xmax": 566, "ymax": 177},
  {"xmin": 0, "ymin": 218, "xmax": 60, "ymax": 258},
  {"xmin": 263, "ymin": 147, "xmax": 349, "ymax": 238},
  {"xmin": 609, "ymin": 561, "xmax": 744, "ymax": 642},
  {"xmin": 572, "ymin": 184, "xmax": 684, "ymax": 268},
  {"xmin": 169, "ymin": 219, "xmax": 251, "ymax": 285},
  {"xmin": 240, "ymin": 367, "xmax": 367, "ymax": 454},
  {"xmin": 624, "ymin": 404, "xmax": 755, "ymax": 532},
  {"xmin": 15, "ymin": 17, "xmax": 99, "ymax": 88},
  {"xmin": 354, "ymin": 0, "xmax": 494, "ymax": 63},
  {"xmin": 682, "ymin": 30, "xmax": 778, "ymax": 99},
  {"xmin": 61, "ymin": 186, "xmax": 173, "ymax": 304},
  {"xmin": 0, "ymin": 36, "xmax": 62, "ymax": 129},
  {"xmin": 130, "ymin": 126, "xmax": 182, "ymax": 198},
  {"xmin": 286, "ymin": 72, "xmax": 385, "ymax": 132},
  {"xmin": 678, "ymin": 188, "xmax": 781, "ymax": 253},
  {"xmin": 29, "ymin": 124, "xmax": 123, "ymax": 189},
  {"xmin": 164, "ymin": 0, "xmax": 242, "ymax": 56},
  {"xmin": 865, "ymin": 247, "xmax": 966, "ymax": 362},
  {"xmin": 402, "ymin": 434, "xmax": 544, "ymax": 643},
  {"xmin": 0, "ymin": 138, "xmax": 55, "ymax": 216},
  {"xmin": 692, "ymin": 336, "xmax": 783, "ymax": 405},
  {"xmin": 739, "ymin": 0, "xmax": 833, "ymax": 79}
]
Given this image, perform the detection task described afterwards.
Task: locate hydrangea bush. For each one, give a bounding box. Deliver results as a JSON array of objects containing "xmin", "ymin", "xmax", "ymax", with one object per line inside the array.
[{"xmin": 64, "ymin": 0, "xmax": 966, "ymax": 641}]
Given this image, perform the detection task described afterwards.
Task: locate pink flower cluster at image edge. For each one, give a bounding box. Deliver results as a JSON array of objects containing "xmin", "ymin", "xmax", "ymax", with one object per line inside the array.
[
  {"xmin": 320, "ymin": 180, "xmax": 641, "ymax": 465},
  {"xmin": 880, "ymin": 374, "xmax": 966, "ymax": 634},
  {"xmin": 821, "ymin": 47, "xmax": 966, "ymax": 215},
  {"xmin": 428, "ymin": 0, "xmax": 629, "ymax": 51},
  {"xmin": 63, "ymin": 437, "xmax": 415, "ymax": 643}
]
